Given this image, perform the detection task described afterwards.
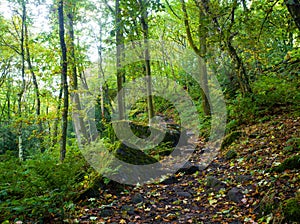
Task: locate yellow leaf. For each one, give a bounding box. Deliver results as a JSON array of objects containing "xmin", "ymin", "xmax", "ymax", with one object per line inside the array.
[{"xmin": 120, "ymin": 219, "xmax": 126, "ymax": 224}]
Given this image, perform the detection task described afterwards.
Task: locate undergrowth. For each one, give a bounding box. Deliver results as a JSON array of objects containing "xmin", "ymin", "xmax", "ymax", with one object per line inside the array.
[{"xmin": 0, "ymin": 149, "xmax": 88, "ymax": 222}]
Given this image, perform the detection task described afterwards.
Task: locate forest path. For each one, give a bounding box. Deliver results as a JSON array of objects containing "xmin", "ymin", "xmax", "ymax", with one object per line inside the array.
[{"xmin": 74, "ymin": 114, "xmax": 300, "ymax": 224}]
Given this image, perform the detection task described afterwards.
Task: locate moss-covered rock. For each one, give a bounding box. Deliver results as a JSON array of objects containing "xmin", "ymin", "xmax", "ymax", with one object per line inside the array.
[
  {"xmin": 110, "ymin": 120, "xmax": 188, "ymax": 162},
  {"xmin": 206, "ymin": 176, "xmax": 226, "ymax": 192},
  {"xmin": 283, "ymin": 196, "xmax": 300, "ymax": 222},
  {"xmin": 114, "ymin": 143, "xmax": 158, "ymax": 165},
  {"xmin": 271, "ymin": 154, "xmax": 300, "ymax": 173},
  {"xmin": 225, "ymin": 149, "xmax": 238, "ymax": 160},
  {"xmin": 112, "ymin": 120, "xmax": 187, "ymax": 148},
  {"xmin": 221, "ymin": 131, "xmax": 245, "ymax": 150}
]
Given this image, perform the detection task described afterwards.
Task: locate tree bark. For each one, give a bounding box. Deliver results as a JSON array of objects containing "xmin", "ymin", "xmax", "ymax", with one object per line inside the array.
[
  {"xmin": 285, "ymin": 0, "xmax": 300, "ymax": 32},
  {"xmin": 226, "ymin": 1, "xmax": 252, "ymax": 95},
  {"xmin": 199, "ymin": 0, "xmax": 252, "ymax": 96},
  {"xmin": 58, "ymin": 0, "xmax": 69, "ymax": 162},
  {"xmin": 67, "ymin": 8, "xmax": 88, "ymax": 146},
  {"xmin": 198, "ymin": 0, "xmax": 211, "ymax": 116},
  {"xmin": 181, "ymin": 0, "xmax": 211, "ymax": 116},
  {"xmin": 52, "ymin": 86, "xmax": 63, "ymax": 147},
  {"xmin": 24, "ymin": 8, "xmax": 44, "ymax": 152},
  {"xmin": 139, "ymin": 0, "xmax": 154, "ymax": 124},
  {"xmin": 116, "ymin": 0, "xmax": 125, "ymax": 120},
  {"xmin": 18, "ymin": 0, "xmax": 27, "ymax": 161}
]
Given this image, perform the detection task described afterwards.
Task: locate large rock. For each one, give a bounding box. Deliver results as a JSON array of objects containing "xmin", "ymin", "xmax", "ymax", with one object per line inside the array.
[
  {"xmin": 270, "ymin": 154, "xmax": 300, "ymax": 173},
  {"xmin": 176, "ymin": 161, "xmax": 200, "ymax": 175},
  {"xmin": 206, "ymin": 176, "xmax": 226, "ymax": 192},
  {"xmin": 161, "ymin": 176, "xmax": 179, "ymax": 185},
  {"xmin": 132, "ymin": 193, "xmax": 144, "ymax": 204},
  {"xmin": 115, "ymin": 143, "xmax": 158, "ymax": 165},
  {"xmin": 112, "ymin": 120, "xmax": 188, "ymax": 164},
  {"xmin": 225, "ymin": 149, "xmax": 238, "ymax": 160},
  {"xmin": 113, "ymin": 120, "xmax": 188, "ymax": 149},
  {"xmin": 227, "ymin": 187, "xmax": 244, "ymax": 203}
]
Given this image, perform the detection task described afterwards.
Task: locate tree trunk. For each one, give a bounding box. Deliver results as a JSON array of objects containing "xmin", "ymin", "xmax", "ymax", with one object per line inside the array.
[
  {"xmin": 285, "ymin": 0, "xmax": 300, "ymax": 32},
  {"xmin": 198, "ymin": 1, "xmax": 211, "ymax": 116},
  {"xmin": 225, "ymin": 0, "xmax": 252, "ymax": 96},
  {"xmin": 200, "ymin": 0, "xmax": 252, "ymax": 96},
  {"xmin": 227, "ymin": 39, "xmax": 252, "ymax": 95},
  {"xmin": 98, "ymin": 27, "xmax": 105, "ymax": 119},
  {"xmin": 58, "ymin": 0, "xmax": 69, "ymax": 162},
  {"xmin": 139, "ymin": 0, "xmax": 154, "ymax": 124},
  {"xmin": 181, "ymin": 0, "xmax": 211, "ymax": 116},
  {"xmin": 116, "ymin": 0, "xmax": 125, "ymax": 120},
  {"xmin": 24, "ymin": 8, "xmax": 44, "ymax": 152},
  {"xmin": 18, "ymin": 0, "xmax": 26, "ymax": 161},
  {"xmin": 67, "ymin": 9, "xmax": 88, "ymax": 146},
  {"xmin": 52, "ymin": 86, "xmax": 63, "ymax": 147}
]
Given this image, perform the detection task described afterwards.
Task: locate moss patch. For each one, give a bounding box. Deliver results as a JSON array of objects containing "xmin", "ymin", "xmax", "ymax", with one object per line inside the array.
[
  {"xmin": 283, "ymin": 196, "xmax": 300, "ymax": 222},
  {"xmin": 225, "ymin": 149, "xmax": 238, "ymax": 160},
  {"xmin": 271, "ymin": 154, "xmax": 300, "ymax": 173},
  {"xmin": 221, "ymin": 131, "xmax": 245, "ymax": 150}
]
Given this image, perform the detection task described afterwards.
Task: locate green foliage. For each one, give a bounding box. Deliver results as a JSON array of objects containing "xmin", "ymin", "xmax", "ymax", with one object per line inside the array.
[
  {"xmin": 0, "ymin": 151, "xmax": 87, "ymax": 221},
  {"xmin": 284, "ymin": 137, "xmax": 300, "ymax": 153},
  {"xmin": 283, "ymin": 193, "xmax": 300, "ymax": 222},
  {"xmin": 271, "ymin": 154, "xmax": 300, "ymax": 173},
  {"xmin": 0, "ymin": 122, "xmax": 17, "ymax": 154},
  {"xmin": 221, "ymin": 131, "xmax": 245, "ymax": 150},
  {"xmin": 198, "ymin": 116, "xmax": 211, "ymax": 140},
  {"xmin": 259, "ymin": 192, "xmax": 278, "ymax": 216},
  {"xmin": 253, "ymin": 75, "xmax": 300, "ymax": 109},
  {"xmin": 225, "ymin": 149, "xmax": 238, "ymax": 160},
  {"xmin": 228, "ymin": 74, "xmax": 300, "ymax": 124}
]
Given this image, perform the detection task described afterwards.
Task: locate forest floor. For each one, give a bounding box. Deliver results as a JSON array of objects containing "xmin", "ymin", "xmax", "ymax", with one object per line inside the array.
[{"xmin": 71, "ymin": 112, "xmax": 299, "ymax": 224}]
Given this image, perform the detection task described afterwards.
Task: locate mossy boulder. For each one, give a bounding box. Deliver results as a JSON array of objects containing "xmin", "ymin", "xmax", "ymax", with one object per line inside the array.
[
  {"xmin": 283, "ymin": 197, "xmax": 300, "ymax": 222},
  {"xmin": 271, "ymin": 154, "xmax": 300, "ymax": 173},
  {"xmin": 112, "ymin": 120, "xmax": 187, "ymax": 148},
  {"xmin": 221, "ymin": 131, "xmax": 245, "ymax": 150},
  {"xmin": 206, "ymin": 176, "xmax": 226, "ymax": 192},
  {"xmin": 114, "ymin": 143, "xmax": 158, "ymax": 165},
  {"xmin": 111, "ymin": 120, "xmax": 188, "ymax": 162},
  {"xmin": 225, "ymin": 149, "xmax": 238, "ymax": 160}
]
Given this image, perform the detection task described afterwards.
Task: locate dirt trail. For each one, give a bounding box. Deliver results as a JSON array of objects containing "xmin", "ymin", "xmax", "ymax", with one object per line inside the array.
[{"xmin": 75, "ymin": 115, "xmax": 300, "ymax": 224}]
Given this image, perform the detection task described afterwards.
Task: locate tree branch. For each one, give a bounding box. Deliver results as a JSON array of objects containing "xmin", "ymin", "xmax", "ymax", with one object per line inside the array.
[
  {"xmin": 165, "ymin": 0, "xmax": 181, "ymax": 20},
  {"xmin": 103, "ymin": 0, "xmax": 115, "ymax": 14}
]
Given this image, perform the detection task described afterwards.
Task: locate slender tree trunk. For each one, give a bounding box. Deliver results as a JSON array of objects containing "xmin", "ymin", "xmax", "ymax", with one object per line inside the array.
[
  {"xmin": 116, "ymin": 0, "xmax": 125, "ymax": 120},
  {"xmin": 97, "ymin": 23, "xmax": 106, "ymax": 120},
  {"xmin": 18, "ymin": 0, "xmax": 26, "ymax": 161},
  {"xmin": 227, "ymin": 39, "xmax": 252, "ymax": 95},
  {"xmin": 67, "ymin": 10, "xmax": 88, "ymax": 145},
  {"xmin": 58, "ymin": 0, "xmax": 69, "ymax": 162},
  {"xmin": 6, "ymin": 78, "xmax": 11, "ymax": 120},
  {"xmin": 52, "ymin": 86, "xmax": 63, "ymax": 146},
  {"xmin": 199, "ymin": 0, "xmax": 252, "ymax": 96},
  {"xmin": 24, "ymin": 9, "xmax": 44, "ymax": 152},
  {"xmin": 226, "ymin": 0, "xmax": 252, "ymax": 95},
  {"xmin": 198, "ymin": 1, "xmax": 211, "ymax": 116},
  {"xmin": 139, "ymin": 0, "xmax": 154, "ymax": 124},
  {"xmin": 181, "ymin": 0, "xmax": 210, "ymax": 116}
]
